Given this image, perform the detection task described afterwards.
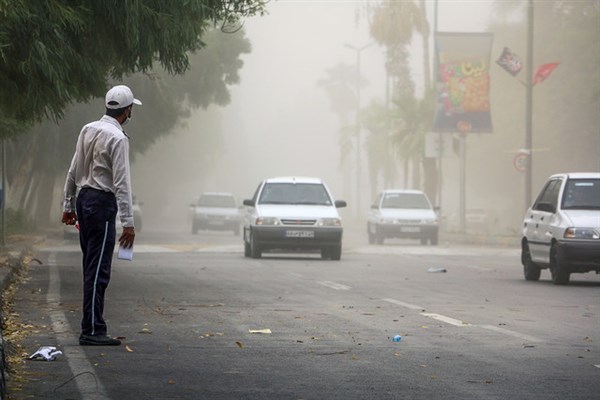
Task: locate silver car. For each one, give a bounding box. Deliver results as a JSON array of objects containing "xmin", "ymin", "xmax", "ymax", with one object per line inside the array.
[
  {"xmin": 367, "ymin": 189, "xmax": 439, "ymax": 245},
  {"xmin": 521, "ymin": 172, "xmax": 600, "ymax": 285},
  {"xmin": 191, "ymin": 192, "xmax": 241, "ymax": 235}
]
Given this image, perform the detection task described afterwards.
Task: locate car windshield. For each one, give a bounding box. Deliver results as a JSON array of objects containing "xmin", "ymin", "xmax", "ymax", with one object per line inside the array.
[
  {"xmin": 382, "ymin": 193, "xmax": 431, "ymax": 209},
  {"xmin": 561, "ymin": 179, "xmax": 600, "ymax": 210},
  {"xmin": 259, "ymin": 183, "xmax": 332, "ymax": 205},
  {"xmin": 197, "ymin": 195, "xmax": 236, "ymax": 208}
]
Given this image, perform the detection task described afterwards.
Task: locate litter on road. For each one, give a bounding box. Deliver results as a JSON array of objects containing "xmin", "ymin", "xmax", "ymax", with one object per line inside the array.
[
  {"xmin": 427, "ymin": 267, "xmax": 447, "ymax": 273},
  {"xmin": 249, "ymin": 329, "xmax": 272, "ymax": 334},
  {"xmin": 29, "ymin": 346, "xmax": 62, "ymax": 361}
]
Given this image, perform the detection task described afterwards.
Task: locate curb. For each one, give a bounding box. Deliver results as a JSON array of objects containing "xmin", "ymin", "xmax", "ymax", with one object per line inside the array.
[{"xmin": 0, "ymin": 248, "xmax": 27, "ymax": 400}]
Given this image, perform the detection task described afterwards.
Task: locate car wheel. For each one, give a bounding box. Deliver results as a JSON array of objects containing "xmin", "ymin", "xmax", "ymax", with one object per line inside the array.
[
  {"xmin": 375, "ymin": 227, "xmax": 384, "ymax": 245},
  {"xmin": 330, "ymin": 244, "xmax": 342, "ymax": 261},
  {"xmin": 244, "ymin": 240, "xmax": 251, "ymax": 257},
  {"xmin": 250, "ymin": 233, "xmax": 262, "ymax": 259},
  {"xmin": 430, "ymin": 233, "xmax": 438, "ymax": 246},
  {"xmin": 321, "ymin": 248, "xmax": 331, "ymax": 259},
  {"xmin": 521, "ymin": 240, "xmax": 541, "ymax": 281},
  {"xmin": 367, "ymin": 224, "xmax": 375, "ymax": 244},
  {"xmin": 550, "ymin": 244, "xmax": 570, "ymax": 285}
]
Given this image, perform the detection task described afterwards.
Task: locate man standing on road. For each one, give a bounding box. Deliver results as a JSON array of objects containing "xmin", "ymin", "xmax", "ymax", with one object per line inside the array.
[{"xmin": 61, "ymin": 85, "xmax": 141, "ymax": 346}]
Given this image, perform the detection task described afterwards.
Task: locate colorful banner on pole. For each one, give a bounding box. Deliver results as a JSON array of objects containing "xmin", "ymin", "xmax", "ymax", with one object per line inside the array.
[
  {"xmin": 433, "ymin": 32, "xmax": 494, "ymax": 133},
  {"xmin": 496, "ymin": 47, "xmax": 522, "ymax": 76}
]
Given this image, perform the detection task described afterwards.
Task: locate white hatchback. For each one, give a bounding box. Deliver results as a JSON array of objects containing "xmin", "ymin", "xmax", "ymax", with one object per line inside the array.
[
  {"xmin": 521, "ymin": 172, "xmax": 600, "ymax": 284},
  {"xmin": 242, "ymin": 177, "xmax": 346, "ymax": 260}
]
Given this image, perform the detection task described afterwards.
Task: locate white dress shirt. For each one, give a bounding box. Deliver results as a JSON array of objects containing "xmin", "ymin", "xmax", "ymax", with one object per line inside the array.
[{"xmin": 63, "ymin": 115, "xmax": 134, "ymax": 228}]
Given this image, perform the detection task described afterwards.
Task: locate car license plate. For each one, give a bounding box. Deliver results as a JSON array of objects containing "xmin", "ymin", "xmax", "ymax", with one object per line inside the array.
[
  {"xmin": 286, "ymin": 230, "xmax": 314, "ymax": 238},
  {"xmin": 401, "ymin": 226, "xmax": 420, "ymax": 233}
]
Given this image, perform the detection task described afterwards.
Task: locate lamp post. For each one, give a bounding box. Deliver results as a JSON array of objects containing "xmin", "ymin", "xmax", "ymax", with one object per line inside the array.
[
  {"xmin": 345, "ymin": 42, "xmax": 372, "ymax": 218},
  {"xmin": 525, "ymin": 0, "xmax": 534, "ymax": 209}
]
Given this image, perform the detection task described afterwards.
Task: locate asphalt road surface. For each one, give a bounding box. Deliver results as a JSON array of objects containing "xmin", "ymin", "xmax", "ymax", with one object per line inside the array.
[{"xmin": 8, "ymin": 227, "xmax": 599, "ymax": 399}]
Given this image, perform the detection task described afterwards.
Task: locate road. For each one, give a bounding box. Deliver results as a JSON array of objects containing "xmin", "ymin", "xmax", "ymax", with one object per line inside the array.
[{"xmin": 7, "ymin": 227, "xmax": 599, "ymax": 399}]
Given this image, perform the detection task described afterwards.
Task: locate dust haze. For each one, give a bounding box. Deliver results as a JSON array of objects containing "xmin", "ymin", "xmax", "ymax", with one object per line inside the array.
[
  {"xmin": 132, "ymin": 1, "xmax": 389, "ymax": 232},
  {"xmin": 130, "ymin": 0, "xmax": 597, "ymax": 237}
]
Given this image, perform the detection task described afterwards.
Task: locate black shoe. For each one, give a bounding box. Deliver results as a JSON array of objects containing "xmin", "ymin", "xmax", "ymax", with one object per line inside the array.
[{"xmin": 79, "ymin": 334, "xmax": 121, "ymax": 346}]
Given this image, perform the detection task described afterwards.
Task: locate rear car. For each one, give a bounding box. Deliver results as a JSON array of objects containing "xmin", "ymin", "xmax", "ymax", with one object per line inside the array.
[
  {"xmin": 367, "ymin": 189, "xmax": 439, "ymax": 245},
  {"xmin": 242, "ymin": 177, "xmax": 346, "ymax": 260},
  {"xmin": 521, "ymin": 172, "xmax": 600, "ymax": 285},
  {"xmin": 191, "ymin": 192, "xmax": 241, "ymax": 235}
]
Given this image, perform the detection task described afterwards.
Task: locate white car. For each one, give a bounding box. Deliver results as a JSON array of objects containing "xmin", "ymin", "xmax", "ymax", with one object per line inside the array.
[
  {"xmin": 242, "ymin": 177, "xmax": 346, "ymax": 260},
  {"xmin": 521, "ymin": 172, "xmax": 600, "ymax": 285},
  {"xmin": 191, "ymin": 192, "xmax": 241, "ymax": 235},
  {"xmin": 367, "ymin": 189, "xmax": 439, "ymax": 245}
]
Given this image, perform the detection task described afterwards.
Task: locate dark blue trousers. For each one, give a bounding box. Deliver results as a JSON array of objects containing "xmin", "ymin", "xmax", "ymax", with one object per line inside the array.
[{"xmin": 76, "ymin": 188, "xmax": 117, "ymax": 336}]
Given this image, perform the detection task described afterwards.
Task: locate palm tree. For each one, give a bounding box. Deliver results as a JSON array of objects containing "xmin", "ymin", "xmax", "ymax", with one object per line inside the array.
[{"xmin": 367, "ymin": 0, "xmax": 435, "ymax": 195}]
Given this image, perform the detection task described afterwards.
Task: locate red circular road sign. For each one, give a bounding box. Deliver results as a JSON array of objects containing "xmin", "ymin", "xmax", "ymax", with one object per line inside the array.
[{"xmin": 513, "ymin": 152, "xmax": 527, "ymax": 173}]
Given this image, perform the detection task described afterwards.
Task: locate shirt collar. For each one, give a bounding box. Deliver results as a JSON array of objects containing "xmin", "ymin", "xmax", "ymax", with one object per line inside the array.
[{"xmin": 100, "ymin": 115, "xmax": 124, "ymax": 131}]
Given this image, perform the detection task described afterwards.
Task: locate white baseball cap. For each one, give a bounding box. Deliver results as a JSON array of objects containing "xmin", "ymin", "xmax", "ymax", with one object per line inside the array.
[{"xmin": 105, "ymin": 85, "xmax": 142, "ymax": 109}]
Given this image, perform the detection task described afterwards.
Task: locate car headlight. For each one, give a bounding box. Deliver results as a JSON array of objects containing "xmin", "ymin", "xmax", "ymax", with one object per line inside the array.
[
  {"xmin": 316, "ymin": 218, "xmax": 341, "ymax": 227},
  {"xmin": 256, "ymin": 217, "xmax": 281, "ymax": 226},
  {"xmin": 564, "ymin": 227, "xmax": 600, "ymax": 239}
]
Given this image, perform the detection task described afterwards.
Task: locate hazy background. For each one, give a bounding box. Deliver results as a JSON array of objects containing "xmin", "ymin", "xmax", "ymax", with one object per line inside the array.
[{"xmin": 131, "ymin": 0, "xmax": 497, "ymax": 232}]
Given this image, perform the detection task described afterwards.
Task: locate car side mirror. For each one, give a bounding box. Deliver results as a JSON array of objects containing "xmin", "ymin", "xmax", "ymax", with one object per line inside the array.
[
  {"xmin": 334, "ymin": 200, "xmax": 347, "ymax": 208},
  {"xmin": 243, "ymin": 199, "xmax": 254, "ymax": 207}
]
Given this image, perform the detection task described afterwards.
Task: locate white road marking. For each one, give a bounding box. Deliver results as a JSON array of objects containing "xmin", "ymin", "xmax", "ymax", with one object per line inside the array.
[
  {"xmin": 317, "ymin": 281, "xmax": 352, "ymax": 290},
  {"xmin": 480, "ymin": 324, "xmax": 541, "ymax": 343},
  {"xmin": 382, "ymin": 297, "xmax": 542, "ymax": 342},
  {"xmin": 382, "ymin": 298, "xmax": 424, "ymax": 311},
  {"xmin": 420, "ymin": 312, "xmax": 472, "ymax": 326},
  {"xmin": 349, "ymin": 245, "xmax": 519, "ymax": 257},
  {"xmin": 48, "ymin": 253, "xmax": 111, "ymax": 399},
  {"xmin": 195, "ymin": 245, "xmax": 241, "ymax": 253}
]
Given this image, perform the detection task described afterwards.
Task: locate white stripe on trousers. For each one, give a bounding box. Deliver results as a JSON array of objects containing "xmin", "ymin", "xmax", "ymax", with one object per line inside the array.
[{"xmin": 91, "ymin": 221, "xmax": 109, "ymax": 335}]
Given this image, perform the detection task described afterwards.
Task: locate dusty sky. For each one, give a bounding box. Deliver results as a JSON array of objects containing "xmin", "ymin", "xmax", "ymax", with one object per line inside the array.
[{"xmin": 132, "ymin": 0, "xmax": 495, "ymax": 227}]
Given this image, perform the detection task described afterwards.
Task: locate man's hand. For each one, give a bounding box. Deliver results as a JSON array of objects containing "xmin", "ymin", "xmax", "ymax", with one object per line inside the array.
[
  {"xmin": 62, "ymin": 212, "xmax": 77, "ymax": 226},
  {"xmin": 119, "ymin": 226, "xmax": 135, "ymax": 248}
]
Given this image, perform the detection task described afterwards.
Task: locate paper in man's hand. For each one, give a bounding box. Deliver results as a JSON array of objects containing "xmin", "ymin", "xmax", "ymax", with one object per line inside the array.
[{"xmin": 118, "ymin": 245, "xmax": 133, "ymax": 261}]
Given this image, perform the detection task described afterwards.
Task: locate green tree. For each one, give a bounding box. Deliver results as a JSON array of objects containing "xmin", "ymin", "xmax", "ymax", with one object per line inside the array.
[
  {"xmin": 0, "ymin": 0, "xmax": 267, "ymax": 137},
  {"xmin": 367, "ymin": 0, "xmax": 433, "ymax": 193},
  {"xmin": 7, "ymin": 26, "xmax": 254, "ymax": 227}
]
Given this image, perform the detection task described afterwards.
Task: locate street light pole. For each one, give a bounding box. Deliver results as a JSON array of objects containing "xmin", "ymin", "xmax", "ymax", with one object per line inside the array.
[
  {"xmin": 525, "ymin": 0, "xmax": 534, "ymax": 209},
  {"xmin": 345, "ymin": 43, "xmax": 372, "ymax": 218}
]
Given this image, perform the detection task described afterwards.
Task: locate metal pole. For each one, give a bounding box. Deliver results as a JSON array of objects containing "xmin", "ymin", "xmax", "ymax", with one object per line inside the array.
[
  {"xmin": 345, "ymin": 43, "xmax": 372, "ymax": 219},
  {"xmin": 525, "ymin": 0, "xmax": 534, "ymax": 209},
  {"xmin": 355, "ymin": 48, "xmax": 361, "ymax": 217},
  {"xmin": 434, "ymin": 0, "xmax": 442, "ymax": 210},
  {"xmin": 459, "ymin": 134, "xmax": 466, "ymax": 233}
]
